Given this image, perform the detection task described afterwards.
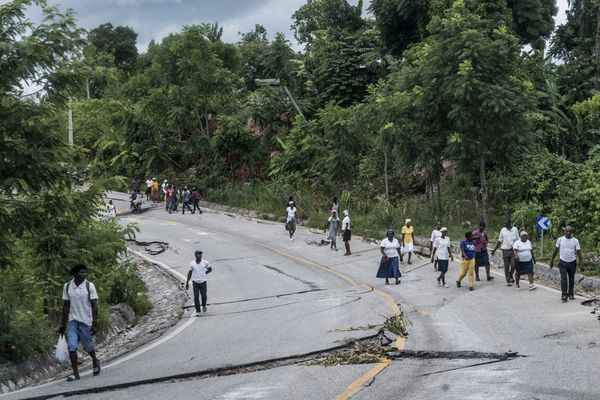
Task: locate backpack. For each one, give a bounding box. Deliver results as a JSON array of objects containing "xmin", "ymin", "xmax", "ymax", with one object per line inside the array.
[{"xmin": 64, "ymin": 280, "xmax": 92, "ymax": 304}]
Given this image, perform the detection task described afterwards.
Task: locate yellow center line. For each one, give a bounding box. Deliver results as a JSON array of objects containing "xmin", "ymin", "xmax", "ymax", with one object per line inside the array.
[
  {"xmin": 128, "ymin": 211, "xmax": 405, "ymax": 399},
  {"xmin": 333, "ymin": 359, "xmax": 391, "ymax": 400}
]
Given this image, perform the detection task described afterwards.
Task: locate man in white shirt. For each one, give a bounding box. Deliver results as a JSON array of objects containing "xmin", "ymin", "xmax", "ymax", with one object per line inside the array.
[
  {"xmin": 342, "ymin": 209, "xmax": 351, "ymax": 256},
  {"xmin": 145, "ymin": 178, "xmax": 152, "ymax": 200},
  {"xmin": 186, "ymin": 251, "xmax": 213, "ymax": 316},
  {"xmin": 429, "ymin": 223, "xmax": 442, "ymax": 271},
  {"xmin": 549, "ymin": 226, "xmax": 585, "ymax": 302},
  {"xmin": 59, "ymin": 264, "xmax": 100, "ymax": 381},
  {"xmin": 492, "ymin": 219, "xmax": 519, "ymax": 286}
]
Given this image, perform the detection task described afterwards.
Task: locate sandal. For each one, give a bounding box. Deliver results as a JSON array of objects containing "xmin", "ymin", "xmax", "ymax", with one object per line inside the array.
[{"xmin": 66, "ymin": 374, "xmax": 80, "ymax": 382}]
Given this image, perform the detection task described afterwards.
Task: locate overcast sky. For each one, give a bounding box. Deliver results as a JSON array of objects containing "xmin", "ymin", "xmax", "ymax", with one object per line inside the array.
[{"xmin": 15, "ymin": 0, "xmax": 570, "ymax": 52}]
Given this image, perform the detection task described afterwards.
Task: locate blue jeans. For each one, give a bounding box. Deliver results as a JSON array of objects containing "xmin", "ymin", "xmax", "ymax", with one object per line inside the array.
[{"xmin": 66, "ymin": 320, "xmax": 94, "ymax": 353}]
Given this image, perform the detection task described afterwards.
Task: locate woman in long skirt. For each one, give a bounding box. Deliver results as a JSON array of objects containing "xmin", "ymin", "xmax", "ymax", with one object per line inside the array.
[
  {"xmin": 513, "ymin": 231, "xmax": 537, "ymax": 291},
  {"xmin": 377, "ymin": 230, "xmax": 401, "ymax": 285}
]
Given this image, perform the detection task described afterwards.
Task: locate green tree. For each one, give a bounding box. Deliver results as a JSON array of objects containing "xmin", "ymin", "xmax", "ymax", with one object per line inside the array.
[
  {"xmin": 425, "ymin": 0, "xmax": 537, "ymax": 219},
  {"xmin": 89, "ymin": 22, "xmax": 139, "ymax": 73},
  {"xmin": 292, "ymin": 0, "xmax": 364, "ymax": 47},
  {"xmin": 368, "ymin": 0, "xmax": 431, "ymax": 58}
]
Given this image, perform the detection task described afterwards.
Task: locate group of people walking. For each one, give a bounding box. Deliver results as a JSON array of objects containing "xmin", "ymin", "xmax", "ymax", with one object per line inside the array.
[
  {"xmin": 424, "ymin": 219, "xmax": 585, "ymax": 302},
  {"xmin": 286, "ymin": 197, "xmax": 353, "ymax": 255},
  {"xmin": 144, "ymin": 178, "xmax": 203, "ymax": 215}
]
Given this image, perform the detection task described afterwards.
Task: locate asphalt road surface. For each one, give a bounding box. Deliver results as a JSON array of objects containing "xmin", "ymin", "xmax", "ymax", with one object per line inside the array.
[{"xmin": 4, "ymin": 194, "xmax": 600, "ymax": 400}]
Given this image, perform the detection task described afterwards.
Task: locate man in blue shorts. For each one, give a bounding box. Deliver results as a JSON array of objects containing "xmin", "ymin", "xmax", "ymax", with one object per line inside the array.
[{"xmin": 59, "ymin": 264, "xmax": 101, "ymax": 381}]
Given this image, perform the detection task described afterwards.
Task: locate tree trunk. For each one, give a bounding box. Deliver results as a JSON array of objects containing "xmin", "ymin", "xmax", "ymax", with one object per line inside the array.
[
  {"xmin": 436, "ymin": 177, "xmax": 442, "ymax": 216},
  {"xmin": 383, "ymin": 149, "xmax": 389, "ymax": 202},
  {"xmin": 85, "ymin": 78, "xmax": 91, "ymax": 100},
  {"xmin": 596, "ymin": 11, "xmax": 600, "ymax": 88},
  {"xmin": 479, "ymin": 130, "xmax": 488, "ymax": 222}
]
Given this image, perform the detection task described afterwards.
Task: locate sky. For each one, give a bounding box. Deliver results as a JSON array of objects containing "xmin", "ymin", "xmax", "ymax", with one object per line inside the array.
[{"xmin": 16, "ymin": 0, "xmax": 570, "ymax": 53}]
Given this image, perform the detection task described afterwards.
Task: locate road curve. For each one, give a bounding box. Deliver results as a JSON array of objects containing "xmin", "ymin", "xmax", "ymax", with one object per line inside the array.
[{"xmin": 4, "ymin": 194, "xmax": 600, "ymax": 400}]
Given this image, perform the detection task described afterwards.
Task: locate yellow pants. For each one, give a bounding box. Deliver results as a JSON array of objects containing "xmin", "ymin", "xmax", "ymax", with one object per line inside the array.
[{"xmin": 458, "ymin": 258, "xmax": 475, "ymax": 288}]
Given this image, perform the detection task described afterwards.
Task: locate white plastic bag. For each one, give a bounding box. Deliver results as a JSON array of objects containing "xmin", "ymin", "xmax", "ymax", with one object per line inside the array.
[{"xmin": 55, "ymin": 335, "xmax": 69, "ymax": 364}]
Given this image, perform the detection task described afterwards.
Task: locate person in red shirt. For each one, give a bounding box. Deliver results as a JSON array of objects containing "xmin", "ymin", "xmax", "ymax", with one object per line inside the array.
[{"xmin": 472, "ymin": 222, "xmax": 493, "ymax": 282}]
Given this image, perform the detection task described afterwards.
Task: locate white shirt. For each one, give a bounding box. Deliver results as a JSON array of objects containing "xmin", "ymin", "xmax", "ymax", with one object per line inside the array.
[
  {"xmin": 430, "ymin": 229, "xmax": 442, "ymax": 243},
  {"xmin": 381, "ymin": 237, "xmax": 400, "ymax": 258},
  {"xmin": 556, "ymin": 236, "xmax": 581, "ymax": 263},
  {"xmin": 498, "ymin": 227, "xmax": 519, "ymax": 250},
  {"xmin": 146, "ymin": 179, "xmax": 152, "ymax": 188},
  {"xmin": 332, "ymin": 203, "xmax": 339, "ymax": 214},
  {"xmin": 107, "ymin": 204, "xmax": 116, "ymax": 218},
  {"xmin": 189, "ymin": 260, "xmax": 211, "ymax": 283},
  {"xmin": 434, "ymin": 236, "xmax": 451, "ymax": 260},
  {"xmin": 342, "ymin": 216, "xmax": 350, "ymax": 230},
  {"xmin": 286, "ymin": 207, "xmax": 296, "ymax": 222},
  {"xmin": 513, "ymin": 239, "xmax": 533, "ymax": 262},
  {"xmin": 62, "ymin": 279, "xmax": 98, "ymax": 326}
]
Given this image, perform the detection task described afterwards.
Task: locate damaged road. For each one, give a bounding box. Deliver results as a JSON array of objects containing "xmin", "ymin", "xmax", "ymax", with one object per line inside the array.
[{"xmin": 6, "ymin": 191, "xmax": 600, "ymax": 400}]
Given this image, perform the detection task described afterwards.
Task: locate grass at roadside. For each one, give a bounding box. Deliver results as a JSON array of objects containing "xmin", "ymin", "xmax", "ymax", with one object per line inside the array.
[{"xmin": 202, "ymin": 181, "xmax": 599, "ymax": 276}]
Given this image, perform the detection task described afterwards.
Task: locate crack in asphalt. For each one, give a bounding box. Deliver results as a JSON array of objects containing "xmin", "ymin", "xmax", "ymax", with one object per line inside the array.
[
  {"xmin": 181, "ymin": 294, "xmax": 365, "ymax": 318},
  {"xmin": 124, "ymin": 238, "xmax": 170, "ymax": 255},
  {"xmin": 383, "ymin": 350, "xmax": 523, "ymax": 378},
  {"xmin": 18, "ymin": 336, "xmax": 381, "ymax": 400},
  {"xmin": 416, "ymin": 358, "xmax": 519, "ymax": 377},
  {"xmin": 543, "ymin": 330, "xmax": 566, "ymax": 338},
  {"xmin": 262, "ymin": 264, "xmax": 321, "ymax": 290},
  {"xmin": 386, "ymin": 350, "xmax": 523, "ymax": 361},
  {"xmin": 196, "ymin": 288, "xmax": 327, "ymax": 306}
]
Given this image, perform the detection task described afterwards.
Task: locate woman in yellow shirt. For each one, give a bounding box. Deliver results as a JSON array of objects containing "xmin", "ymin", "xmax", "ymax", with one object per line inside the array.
[{"xmin": 401, "ymin": 219, "xmax": 414, "ymax": 264}]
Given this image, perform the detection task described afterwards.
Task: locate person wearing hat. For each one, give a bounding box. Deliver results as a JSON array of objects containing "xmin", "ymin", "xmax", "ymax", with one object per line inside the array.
[
  {"xmin": 513, "ymin": 231, "xmax": 536, "ymax": 291},
  {"xmin": 431, "ymin": 227, "xmax": 453, "ymax": 288},
  {"xmin": 151, "ymin": 178, "xmax": 160, "ymax": 202},
  {"xmin": 185, "ymin": 251, "xmax": 213, "ymax": 316},
  {"xmin": 342, "ymin": 209, "xmax": 352, "ymax": 255},
  {"xmin": 377, "ymin": 230, "xmax": 401, "ymax": 285},
  {"xmin": 429, "ymin": 223, "xmax": 442, "ymax": 271},
  {"xmin": 400, "ymin": 219, "xmax": 414, "ymax": 264}
]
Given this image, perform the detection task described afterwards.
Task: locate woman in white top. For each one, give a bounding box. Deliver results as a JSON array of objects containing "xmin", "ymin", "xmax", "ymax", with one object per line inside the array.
[
  {"xmin": 377, "ymin": 230, "xmax": 401, "ymax": 285},
  {"xmin": 286, "ymin": 204, "xmax": 297, "ymax": 241},
  {"xmin": 513, "ymin": 231, "xmax": 536, "ymax": 291},
  {"xmin": 431, "ymin": 227, "xmax": 454, "ymax": 288},
  {"xmin": 331, "ymin": 196, "xmax": 339, "ymax": 215},
  {"xmin": 106, "ymin": 200, "xmax": 116, "ymax": 220}
]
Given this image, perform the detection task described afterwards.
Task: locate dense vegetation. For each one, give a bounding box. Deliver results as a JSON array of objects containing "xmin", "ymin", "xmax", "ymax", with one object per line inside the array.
[
  {"xmin": 0, "ymin": 1, "xmax": 150, "ymax": 363},
  {"xmin": 3, "ymin": 0, "xmax": 600, "ymax": 360}
]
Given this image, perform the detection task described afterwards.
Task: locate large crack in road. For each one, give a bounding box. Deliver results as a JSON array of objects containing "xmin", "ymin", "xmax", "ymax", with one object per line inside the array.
[{"xmin": 20, "ymin": 340, "xmax": 523, "ymax": 400}]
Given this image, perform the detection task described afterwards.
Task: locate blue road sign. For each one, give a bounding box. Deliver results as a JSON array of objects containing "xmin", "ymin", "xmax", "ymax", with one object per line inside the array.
[{"xmin": 536, "ymin": 216, "xmax": 550, "ymax": 231}]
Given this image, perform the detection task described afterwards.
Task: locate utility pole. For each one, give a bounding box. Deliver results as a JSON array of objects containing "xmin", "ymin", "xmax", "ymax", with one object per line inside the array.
[
  {"xmin": 255, "ymin": 79, "xmax": 307, "ymax": 122},
  {"xmin": 68, "ymin": 98, "xmax": 73, "ymax": 146}
]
